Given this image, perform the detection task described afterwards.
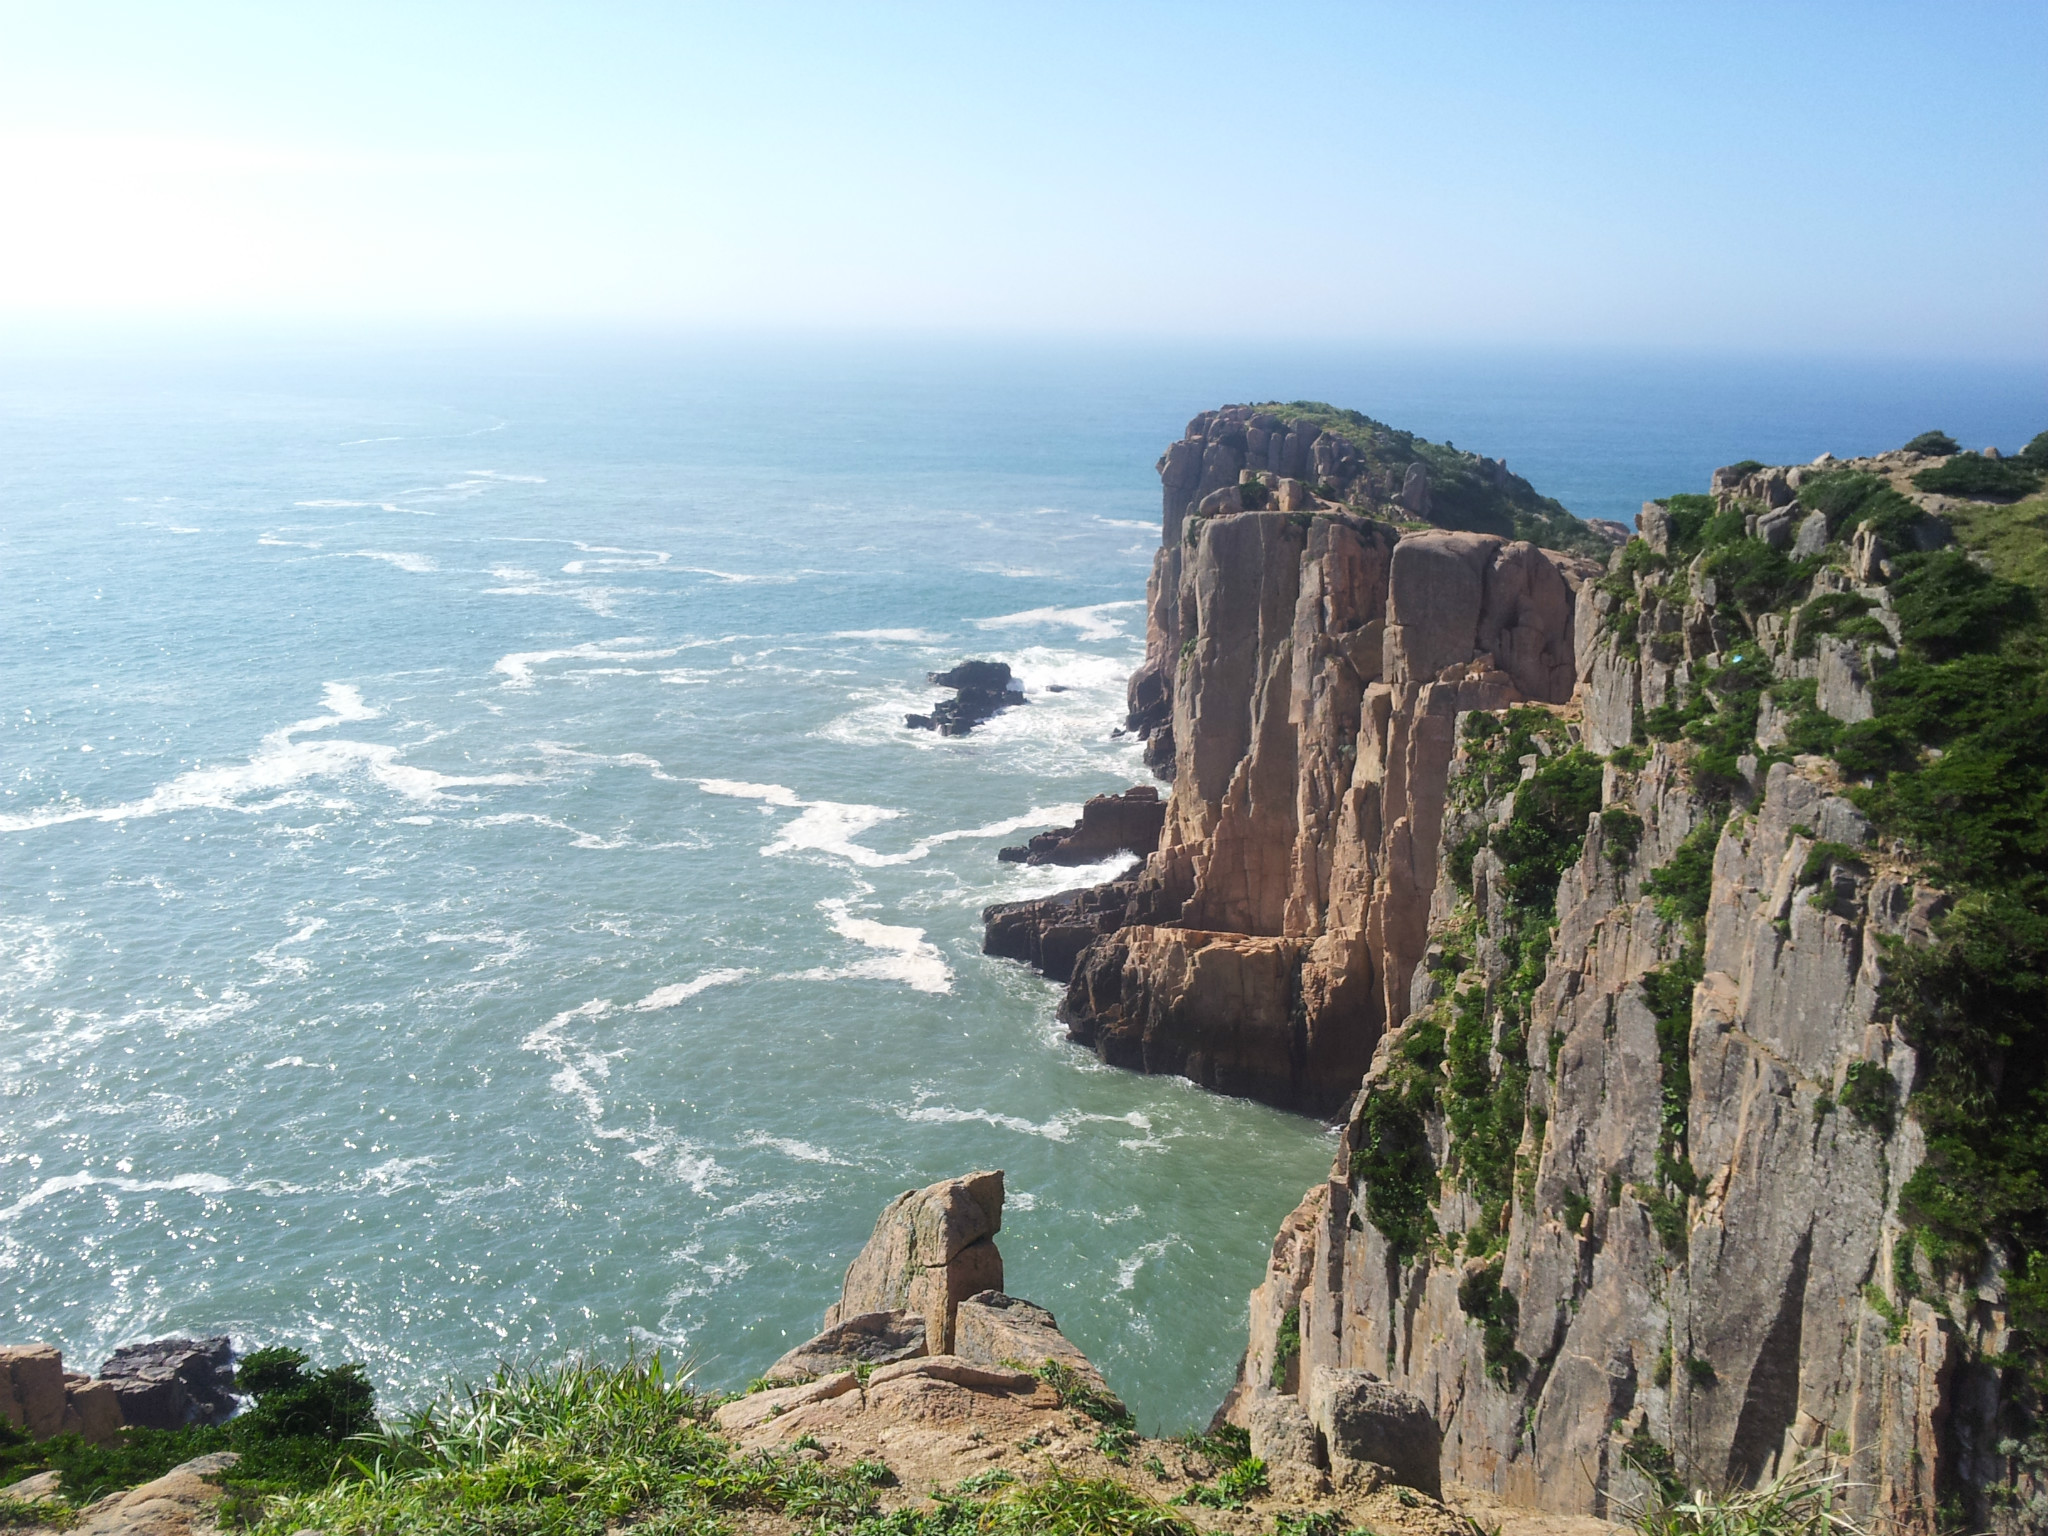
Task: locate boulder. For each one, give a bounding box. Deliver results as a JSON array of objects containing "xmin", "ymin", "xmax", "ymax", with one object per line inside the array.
[
  {"xmin": 952, "ymin": 1290, "xmax": 1118, "ymax": 1410},
  {"xmin": 1196, "ymin": 484, "xmax": 1244, "ymax": 518},
  {"xmin": 98, "ymin": 1337, "xmax": 237, "ymax": 1430},
  {"xmin": 1274, "ymin": 477, "xmax": 1313, "ymax": 512},
  {"xmin": 712, "ymin": 1370, "xmax": 860, "ymax": 1435},
  {"xmin": 764, "ymin": 1311, "xmax": 927, "ymax": 1384},
  {"xmin": 1399, "ymin": 462, "xmax": 1431, "ymax": 517},
  {"xmin": 1247, "ymin": 1389, "xmax": 1326, "ymax": 1497},
  {"xmin": 1792, "ymin": 509, "xmax": 1830, "ymax": 559},
  {"xmin": 63, "ymin": 1377, "xmax": 126, "ymax": 1445},
  {"xmin": 1306, "ymin": 1367, "xmax": 1441, "ymax": 1497},
  {"xmin": 826, "ymin": 1172, "xmax": 1004, "ymax": 1354},
  {"xmin": 1756, "ymin": 507, "xmax": 1795, "ymax": 550}
]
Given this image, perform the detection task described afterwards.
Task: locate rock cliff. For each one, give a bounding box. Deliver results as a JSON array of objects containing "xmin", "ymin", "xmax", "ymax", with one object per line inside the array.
[{"xmin": 987, "ymin": 416, "xmax": 2048, "ymax": 1530}]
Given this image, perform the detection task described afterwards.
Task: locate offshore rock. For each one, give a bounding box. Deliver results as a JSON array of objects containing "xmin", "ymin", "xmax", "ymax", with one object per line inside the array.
[
  {"xmin": 825, "ymin": 1171, "xmax": 1004, "ymax": 1354},
  {"xmin": 905, "ymin": 659, "xmax": 1023, "ymax": 736},
  {"xmin": 997, "ymin": 786, "xmax": 1164, "ymax": 866}
]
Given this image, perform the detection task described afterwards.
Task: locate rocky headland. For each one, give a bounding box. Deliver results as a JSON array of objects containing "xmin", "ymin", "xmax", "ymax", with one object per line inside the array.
[{"xmin": 983, "ymin": 410, "xmax": 2048, "ymax": 1532}]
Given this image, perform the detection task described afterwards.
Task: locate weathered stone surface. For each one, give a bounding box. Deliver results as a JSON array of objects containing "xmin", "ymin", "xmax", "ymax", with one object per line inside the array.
[
  {"xmin": 1308, "ymin": 1368, "xmax": 1443, "ymax": 1497},
  {"xmin": 0, "ymin": 1346, "xmax": 67, "ymax": 1440},
  {"xmin": 765, "ymin": 1311, "xmax": 926, "ymax": 1384},
  {"xmin": 997, "ymin": 787, "xmax": 1164, "ymax": 866},
  {"xmin": 1792, "ymin": 509, "xmax": 1830, "ymax": 558},
  {"xmin": 826, "ymin": 1172, "xmax": 1004, "ymax": 1354},
  {"xmin": 952, "ymin": 1290, "xmax": 1118, "ymax": 1409},
  {"xmin": 1248, "ymin": 1388, "xmax": 1326, "ymax": 1497},
  {"xmin": 98, "ymin": 1337, "xmax": 236, "ymax": 1430},
  {"xmin": 68, "ymin": 1452, "xmax": 238, "ymax": 1536},
  {"xmin": 712, "ymin": 1370, "xmax": 861, "ymax": 1434}
]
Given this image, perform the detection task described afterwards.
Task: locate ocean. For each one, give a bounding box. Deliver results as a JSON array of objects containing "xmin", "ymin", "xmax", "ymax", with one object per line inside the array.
[{"xmin": 3, "ymin": 335, "xmax": 2041, "ymax": 1430}]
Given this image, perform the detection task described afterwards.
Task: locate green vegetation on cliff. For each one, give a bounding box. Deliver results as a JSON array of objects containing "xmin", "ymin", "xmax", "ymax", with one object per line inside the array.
[{"xmin": 1251, "ymin": 400, "xmax": 1613, "ymax": 558}]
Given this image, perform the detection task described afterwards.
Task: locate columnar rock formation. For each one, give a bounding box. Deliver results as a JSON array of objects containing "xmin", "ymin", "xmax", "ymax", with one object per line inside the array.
[{"xmin": 983, "ymin": 418, "xmax": 2030, "ymax": 1530}]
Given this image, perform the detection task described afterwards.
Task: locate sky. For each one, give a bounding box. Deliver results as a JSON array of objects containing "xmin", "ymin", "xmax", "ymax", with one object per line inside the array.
[{"xmin": 0, "ymin": 2, "xmax": 2042, "ymax": 355}]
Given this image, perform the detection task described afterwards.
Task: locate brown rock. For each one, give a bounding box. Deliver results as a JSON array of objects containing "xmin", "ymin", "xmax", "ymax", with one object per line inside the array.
[
  {"xmin": 764, "ymin": 1311, "xmax": 926, "ymax": 1384},
  {"xmin": 0, "ymin": 1346, "xmax": 67, "ymax": 1441},
  {"xmin": 1308, "ymin": 1367, "xmax": 1442, "ymax": 1497},
  {"xmin": 996, "ymin": 787, "xmax": 1164, "ymax": 867},
  {"xmin": 826, "ymin": 1172, "xmax": 1004, "ymax": 1354},
  {"xmin": 70, "ymin": 1453, "xmax": 237, "ymax": 1536},
  {"xmin": 952, "ymin": 1291, "xmax": 1118, "ymax": 1410}
]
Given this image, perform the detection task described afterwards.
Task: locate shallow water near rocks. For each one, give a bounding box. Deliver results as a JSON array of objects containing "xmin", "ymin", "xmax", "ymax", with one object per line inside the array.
[{"xmin": 2, "ymin": 336, "xmax": 2038, "ymax": 1429}]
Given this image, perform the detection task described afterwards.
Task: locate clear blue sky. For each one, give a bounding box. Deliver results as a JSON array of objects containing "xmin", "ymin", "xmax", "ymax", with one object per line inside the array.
[{"xmin": 0, "ymin": 1, "xmax": 2041, "ymax": 355}]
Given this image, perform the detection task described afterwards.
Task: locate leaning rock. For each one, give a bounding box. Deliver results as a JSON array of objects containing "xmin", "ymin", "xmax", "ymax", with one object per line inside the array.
[
  {"xmin": 98, "ymin": 1337, "xmax": 237, "ymax": 1430},
  {"xmin": 1793, "ymin": 508, "xmax": 1830, "ymax": 558},
  {"xmin": 1306, "ymin": 1367, "xmax": 1441, "ymax": 1498},
  {"xmin": 712, "ymin": 1370, "xmax": 860, "ymax": 1435},
  {"xmin": 826, "ymin": 1171, "xmax": 1003, "ymax": 1354},
  {"xmin": 953, "ymin": 1290, "xmax": 1118, "ymax": 1410},
  {"xmin": 764, "ymin": 1311, "xmax": 926, "ymax": 1383}
]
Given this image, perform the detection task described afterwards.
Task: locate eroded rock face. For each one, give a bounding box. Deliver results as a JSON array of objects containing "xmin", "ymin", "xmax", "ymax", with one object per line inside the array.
[
  {"xmin": 826, "ymin": 1172, "xmax": 1005, "ymax": 1354},
  {"xmin": 905, "ymin": 660, "xmax": 1024, "ymax": 736},
  {"xmin": 1003, "ymin": 495, "xmax": 1575, "ymax": 1114},
  {"xmin": 953, "ymin": 1290, "xmax": 1121, "ymax": 1411}
]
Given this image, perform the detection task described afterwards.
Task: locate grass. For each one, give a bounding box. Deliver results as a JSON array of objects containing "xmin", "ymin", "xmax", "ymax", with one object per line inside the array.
[{"xmin": 1626, "ymin": 1458, "xmax": 1873, "ymax": 1535}]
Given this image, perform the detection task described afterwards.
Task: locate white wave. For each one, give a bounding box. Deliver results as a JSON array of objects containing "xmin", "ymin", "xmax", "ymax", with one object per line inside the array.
[
  {"xmin": 296, "ymin": 498, "xmax": 369, "ymax": 507},
  {"xmin": 742, "ymin": 1131, "xmax": 846, "ymax": 1165},
  {"xmin": 0, "ymin": 1171, "xmax": 237, "ymax": 1224},
  {"xmin": 1093, "ymin": 517, "xmax": 1157, "ymax": 530},
  {"xmin": 362, "ymin": 1155, "xmax": 437, "ymax": 1191},
  {"xmin": 680, "ymin": 567, "xmax": 798, "ymax": 584},
  {"xmin": 262, "ymin": 1056, "xmax": 335, "ymax": 1071},
  {"xmin": 259, "ymin": 534, "xmax": 322, "ymax": 548},
  {"xmin": 341, "ymin": 550, "xmax": 437, "ymax": 574},
  {"xmin": 768, "ymin": 801, "xmax": 903, "ymax": 864},
  {"xmin": 831, "ymin": 628, "xmax": 945, "ymax": 643},
  {"xmin": 0, "ymin": 684, "xmax": 524, "ymax": 832},
  {"xmin": 893, "ymin": 1103, "xmax": 1153, "ymax": 1143},
  {"xmin": 1117, "ymin": 1237, "xmax": 1176, "ymax": 1291},
  {"xmin": 563, "ymin": 542, "xmax": 671, "ymax": 575},
  {"xmin": 493, "ymin": 638, "xmax": 681, "ymax": 689},
  {"xmin": 483, "ymin": 567, "xmax": 642, "ymax": 617},
  {"xmin": 794, "ymin": 898, "xmax": 951, "ymax": 994},
  {"xmin": 695, "ymin": 778, "xmax": 803, "ymax": 808},
  {"xmin": 1008, "ymin": 1190, "xmax": 1038, "ymax": 1211},
  {"xmin": 632, "ymin": 969, "xmax": 752, "ymax": 1010},
  {"xmin": 976, "ymin": 601, "xmax": 1143, "ymax": 643}
]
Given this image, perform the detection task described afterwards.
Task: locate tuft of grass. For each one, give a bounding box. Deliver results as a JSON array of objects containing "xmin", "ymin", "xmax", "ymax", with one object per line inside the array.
[
  {"xmin": 1627, "ymin": 1458, "xmax": 1873, "ymax": 1535},
  {"xmin": 971, "ymin": 1470, "xmax": 1195, "ymax": 1535}
]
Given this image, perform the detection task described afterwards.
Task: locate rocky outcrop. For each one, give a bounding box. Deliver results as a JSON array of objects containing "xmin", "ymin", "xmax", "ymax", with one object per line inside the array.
[
  {"xmin": 981, "ymin": 879, "xmax": 1138, "ymax": 984},
  {"xmin": 996, "ymin": 454, "xmax": 1590, "ymax": 1112},
  {"xmin": 826, "ymin": 1171, "xmax": 1005, "ymax": 1355},
  {"xmin": 997, "ymin": 786, "xmax": 1165, "ymax": 865},
  {"xmin": 905, "ymin": 660, "xmax": 1024, "ymax": 736},
  {"xmin": 97, "ymin": 1337, "xmax": 238, "ymax": 1430},
  {"xmin": 953, "ymin": 1290, "xmax": 1121, "ymax": 1410},
  {"xmin": 1, "ymin": 1345, "xmax": 125, "ymax": 1447}
]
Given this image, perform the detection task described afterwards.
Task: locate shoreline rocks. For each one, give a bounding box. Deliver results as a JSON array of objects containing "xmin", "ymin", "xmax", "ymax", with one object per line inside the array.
[{"xmin": 997, "ymin": 785, "xmax": 1165, "ymax": 866}]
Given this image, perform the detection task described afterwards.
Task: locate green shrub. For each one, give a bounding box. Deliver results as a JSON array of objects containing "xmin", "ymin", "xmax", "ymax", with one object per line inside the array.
[
  {"xmin": 1912, "ymin": 452, "xmax": 2044, "ymax": 503},
  {"xmin": 1840, "ymin": 1062, "xmax": 1897, "ymax": 1137},
  {"xmin": 1903, "ymin": 430, "xmax": 1960, "ymax": 457},
  {"xmin": 1457, "ymin": 1258, "xmax": 1528, "ymax": 1387},
  {"xmin": 1600, "ymin": 807, "xmax": 1642, "ymax": 867},
  {"xmin": 2022, "ymin": 430, "xmax": 2048, "ymax": 468},
  {"xmin": 1890, "ymin": 547, "xmax": 2037, "ymax": 661},
  {"xmin": 1722, "ymin": 459, "xmax": 1766, "ymax": 478},
  {"xmin": 1270, "ymin": 1306, "xmax": 1301, "ymax": 1389}
]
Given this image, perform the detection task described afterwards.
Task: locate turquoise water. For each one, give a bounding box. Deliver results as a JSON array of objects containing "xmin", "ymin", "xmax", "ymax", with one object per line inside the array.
[{"xmin": 2, "ymin": 338, "xmax": 2041, "ymax": 1429}]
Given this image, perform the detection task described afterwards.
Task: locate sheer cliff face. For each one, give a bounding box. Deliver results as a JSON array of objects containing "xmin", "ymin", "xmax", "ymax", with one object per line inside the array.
[
  {"xmin": 1066, "ymin": 423, "xmax": 1590, "ymax": 1113},
  {"xmin": 1067, "ymin": 419, "xmax": 2029, "ymax": 1530},
  {"xmin": 1207, "ymin": 505, "xmax": 2025, "ymax": 1530}
]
